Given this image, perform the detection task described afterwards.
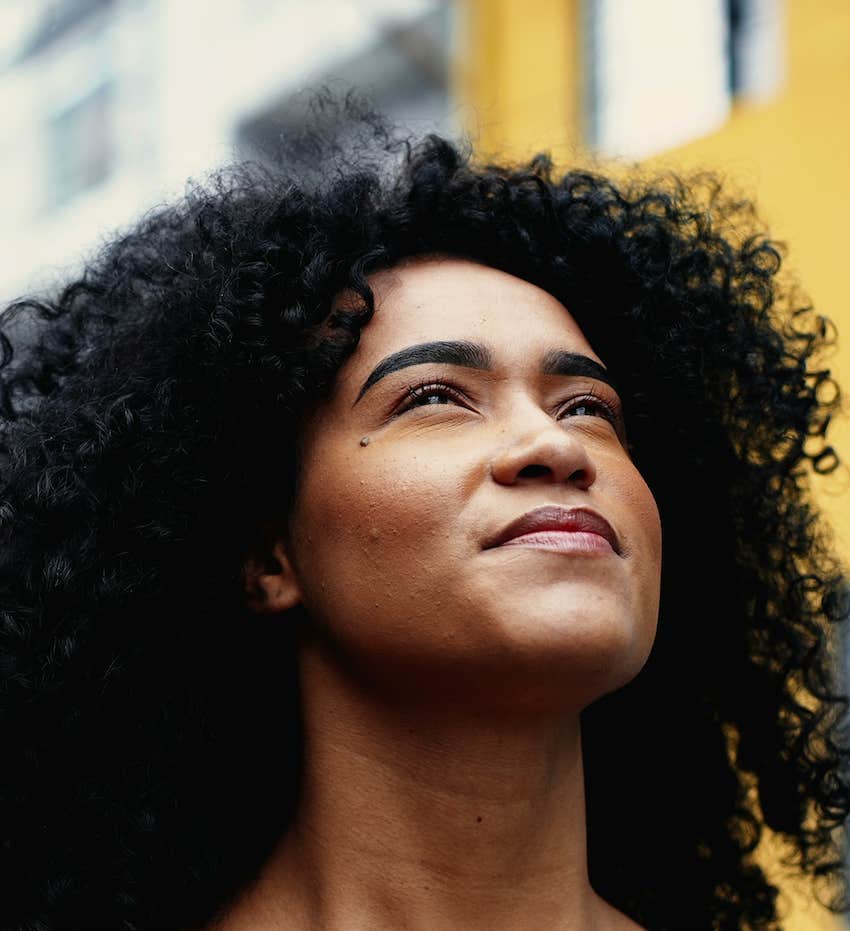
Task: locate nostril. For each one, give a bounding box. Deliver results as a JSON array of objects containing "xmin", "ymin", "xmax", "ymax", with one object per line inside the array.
[{"xmin": 518, "ymin": 464, "xmax": 551, "ymax": 479}]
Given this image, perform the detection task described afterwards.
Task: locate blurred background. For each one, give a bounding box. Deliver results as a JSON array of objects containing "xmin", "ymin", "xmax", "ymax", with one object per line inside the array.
[{"xmin": 0, "ymin": 0, "xmax": 847, "ymax": 926}]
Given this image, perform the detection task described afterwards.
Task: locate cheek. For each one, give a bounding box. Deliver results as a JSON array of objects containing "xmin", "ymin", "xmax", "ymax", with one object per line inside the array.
[
  {"xmin": 289, "ymin": 436, "xmax": 467, "ymax": 629},
  {"xmin": 298, "ymin": 445, "xmax": 447, "ymax": 541},
  {"xmin": 633, "ymin": 476, "xmax": 663, "ymax": 566},
  {"xmin": 620, "ymin": 462, "xmax": 663, "ymax": 630},
  {"xmin": 596, "ymin": 450, "xmax": 663, "ymax": 626},
  {"xmin": 607, "ymin": 454, "xmax": 662, "ymax": 562}
]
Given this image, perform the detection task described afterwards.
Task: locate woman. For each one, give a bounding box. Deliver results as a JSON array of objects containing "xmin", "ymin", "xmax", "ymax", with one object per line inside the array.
[{"xmin": 1, "ymin": 115, "xmax": 848, "ymax": 930}]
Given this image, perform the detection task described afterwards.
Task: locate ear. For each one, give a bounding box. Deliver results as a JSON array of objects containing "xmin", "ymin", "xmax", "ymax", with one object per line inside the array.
[{"xmin": 243, "ymin": 539, "xmax": 304, "ymax": 615}]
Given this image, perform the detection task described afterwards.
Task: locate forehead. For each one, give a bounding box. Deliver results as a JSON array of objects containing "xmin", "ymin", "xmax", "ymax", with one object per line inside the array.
[{"xmin": 352, "ymin": 257, "xmax": 601, "ymax": 369}]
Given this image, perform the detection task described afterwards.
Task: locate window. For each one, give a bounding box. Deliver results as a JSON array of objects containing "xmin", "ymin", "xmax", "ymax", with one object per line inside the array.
[
  {"xmin": 583, "ymin": 0, "xmax": 784, "ymax": 158},
  {"xmin": 46, "ymin": 81, "xmax": 113, "ymax": 208},
  {"xmin": 727, "ymin": 0, "xmax": 784, "ymax": 101},
  {"xmin": 19, "ymin": 0, "xmax": 115, "ymax": 61}
]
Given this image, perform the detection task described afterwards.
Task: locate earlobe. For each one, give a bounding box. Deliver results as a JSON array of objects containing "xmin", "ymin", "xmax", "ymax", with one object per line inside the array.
[{"xmin": 243, "ymin": 540, "xmax": 303, "ymax": 615}]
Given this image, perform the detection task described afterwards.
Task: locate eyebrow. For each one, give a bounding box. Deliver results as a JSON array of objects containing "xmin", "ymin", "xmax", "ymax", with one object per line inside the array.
[
  {"xmin": 354, "ymin": 340, "xmax": 491, "ymax": 404},
  {"xmin": 540, "ymin": 349, "xmax": 618, "ymax": 391},
  {"xmin": 353, "ymin": 339, "xmax": 618, "ymax": 405}
]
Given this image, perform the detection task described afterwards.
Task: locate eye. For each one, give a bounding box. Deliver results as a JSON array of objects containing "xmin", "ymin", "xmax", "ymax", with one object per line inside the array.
[
  {"xmin": 397, "ymin": 380, "xmax": 469, "ymax": 414},
  {"xmin": 558, "ymin": 391, "xmax": 622, "ymax": 427}
]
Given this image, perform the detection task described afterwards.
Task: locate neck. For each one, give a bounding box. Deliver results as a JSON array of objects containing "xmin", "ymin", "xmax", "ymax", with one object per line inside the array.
[{"xmin": 213, "ymin": 643, "xmax": 641, "ymax": 931}]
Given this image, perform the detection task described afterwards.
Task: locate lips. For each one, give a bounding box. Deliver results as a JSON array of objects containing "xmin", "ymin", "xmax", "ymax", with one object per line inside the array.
[{"xmin": 484, "ymin": 505, "xmax": 621, "ymax": 554}]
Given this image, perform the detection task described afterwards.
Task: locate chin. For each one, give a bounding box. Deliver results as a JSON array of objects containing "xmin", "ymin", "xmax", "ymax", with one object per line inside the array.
[
  {"xmin": 487, "ymin": 608, "xmax": 657, "ymax": 709},
  {"xmin": 429, "ymin": 629, "xmax": 653, "ymax": 716}
]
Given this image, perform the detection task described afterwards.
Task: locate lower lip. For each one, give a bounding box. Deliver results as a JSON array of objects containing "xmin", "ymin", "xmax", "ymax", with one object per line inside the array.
[{"xmin": 498, "ymin": 531, "xmax": 614, "ymax": 554}]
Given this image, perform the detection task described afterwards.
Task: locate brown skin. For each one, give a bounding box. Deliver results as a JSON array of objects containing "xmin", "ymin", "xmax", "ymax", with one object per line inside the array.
[{"xmin": 223, "ymin": 258, "xmax": 662, "ymax": 930}]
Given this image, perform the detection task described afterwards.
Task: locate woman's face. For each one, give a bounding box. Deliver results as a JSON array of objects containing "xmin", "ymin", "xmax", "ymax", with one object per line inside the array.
[{"xmin": 284, "ymin": 258, "xmax": 662, "ymax": 713}]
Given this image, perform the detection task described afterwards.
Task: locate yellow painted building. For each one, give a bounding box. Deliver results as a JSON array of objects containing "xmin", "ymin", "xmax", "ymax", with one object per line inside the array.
[{"xmin": 453, "ymin": 2, "xmax": 849, "ymax": 929}]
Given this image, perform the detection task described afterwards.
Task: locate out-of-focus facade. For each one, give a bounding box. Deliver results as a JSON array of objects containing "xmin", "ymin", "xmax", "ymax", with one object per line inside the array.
[
  {"xmin": 0, "ymin": 1, "xmax": 847, "ymax": 928},
  {"xmin": 0, "ymin": 0, "xmax": 453, "ymax": 305}
]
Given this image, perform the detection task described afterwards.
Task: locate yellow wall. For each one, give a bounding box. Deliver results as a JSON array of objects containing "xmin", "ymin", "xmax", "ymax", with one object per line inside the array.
[
  {"xmin": 454, "ymin": 2, "xmax": 850, "ymax": 928},
  {"xmin": 454, "ymin": 0, "xmax": 580, "ymax": 159},
  {"xmin": 660, "ymin": 0, "xmax": 850, "ymax": 563}
]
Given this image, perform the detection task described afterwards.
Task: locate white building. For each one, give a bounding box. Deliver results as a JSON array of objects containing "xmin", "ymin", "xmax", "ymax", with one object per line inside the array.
[{"xmin": 0, "ymin": 0, "xmax": 453, "ymax": 306}]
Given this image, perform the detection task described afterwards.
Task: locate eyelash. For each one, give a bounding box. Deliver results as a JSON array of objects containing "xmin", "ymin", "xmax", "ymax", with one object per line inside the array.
[
  {"xmin": 398, "ymin": 380, "xmax": 623, "ymax": 427},
  {"xmin": 401, "ymin": 381, "xmax": 468, "ymax": 411}
]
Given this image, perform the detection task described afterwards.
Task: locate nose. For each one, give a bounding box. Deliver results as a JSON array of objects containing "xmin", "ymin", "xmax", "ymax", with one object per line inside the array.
[{"xmin": 489, "ymin": 417, "xmax": 597, "ymax": 489}]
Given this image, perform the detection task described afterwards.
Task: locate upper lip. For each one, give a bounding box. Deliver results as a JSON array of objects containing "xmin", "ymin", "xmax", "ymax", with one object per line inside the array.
[{"xmin": 484, "ymin": 505, "xmax": 621, "ymax": 554}]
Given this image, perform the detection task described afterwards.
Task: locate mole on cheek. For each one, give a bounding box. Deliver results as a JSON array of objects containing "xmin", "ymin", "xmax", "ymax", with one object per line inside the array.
[{"xmin": 359, "ymin": 436, "xmax": 370, "ymax": 447}]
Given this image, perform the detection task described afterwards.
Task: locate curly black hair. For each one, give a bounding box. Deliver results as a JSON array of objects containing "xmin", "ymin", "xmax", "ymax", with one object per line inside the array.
[{"xmin": 1, "ymin": 102, "xmax": 848, "ymax": 930}]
